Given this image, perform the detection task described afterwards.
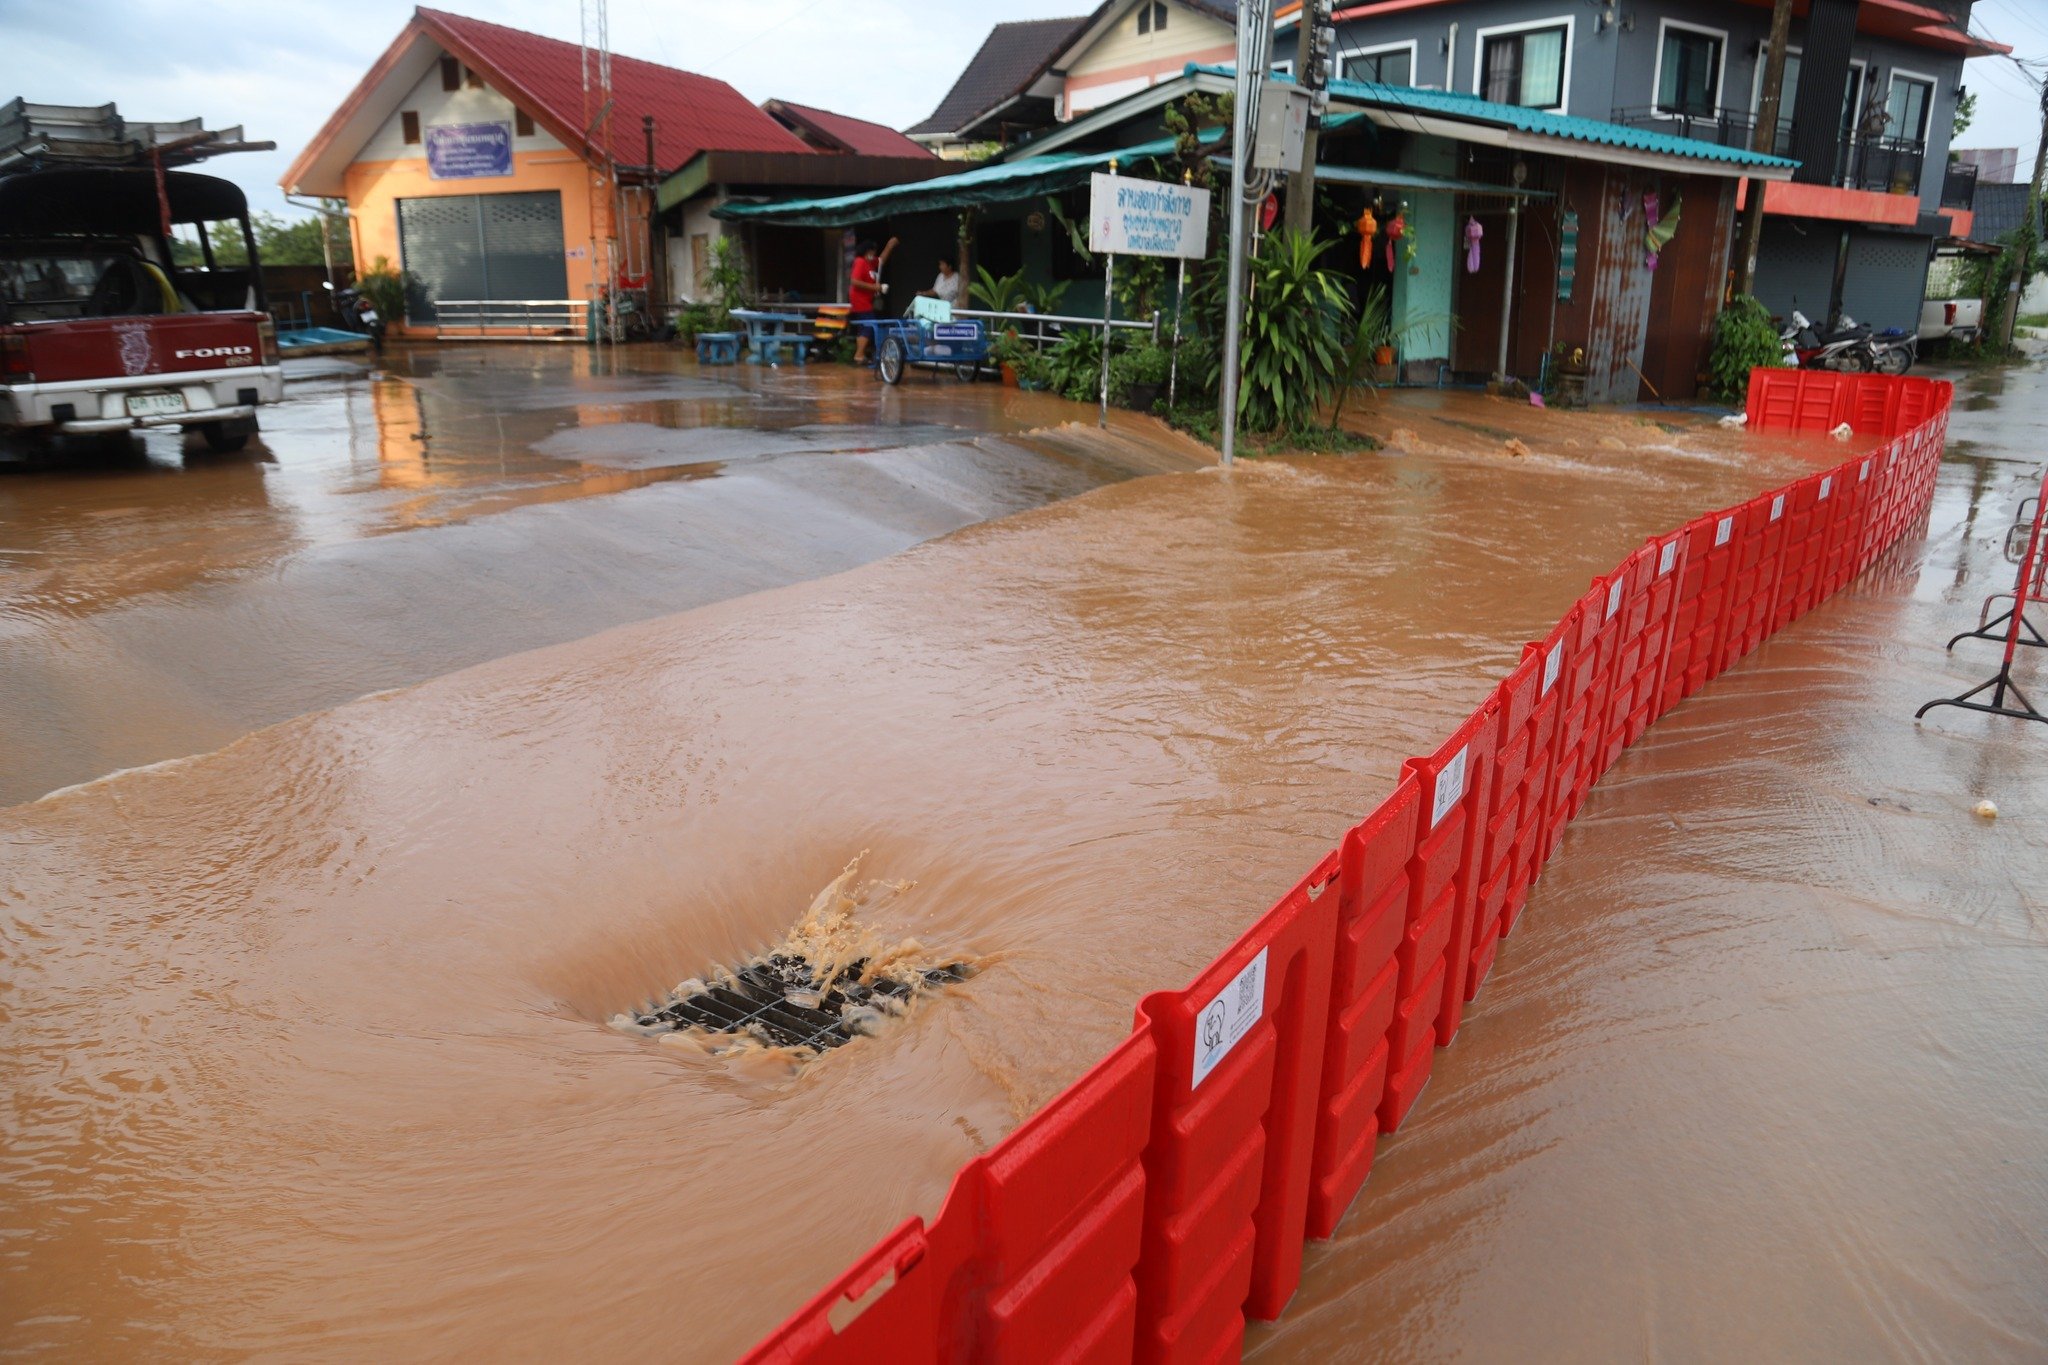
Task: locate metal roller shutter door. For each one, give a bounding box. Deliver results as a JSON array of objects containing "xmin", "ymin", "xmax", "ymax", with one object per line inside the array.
[{"xmin": 396, "ymin": 191, "xmax": 568, "ymax": 323}]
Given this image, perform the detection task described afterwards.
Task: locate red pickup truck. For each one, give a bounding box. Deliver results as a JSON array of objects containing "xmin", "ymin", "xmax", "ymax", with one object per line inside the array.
[{"xmin": 0, "ymin": 167, "xmax": 283, "ymax": 452}]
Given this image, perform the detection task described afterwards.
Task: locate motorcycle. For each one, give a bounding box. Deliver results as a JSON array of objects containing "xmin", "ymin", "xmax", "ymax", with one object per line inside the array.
[
  {"xmin": 1780, "ymin": 310, "xmax": 1878, "ymax": 372},
  {"xmin": 1870, "ymin": 327, "xmax": 1915, "ymax": 376},
  {"xmin": 328, "ymin": 283, "xmax": 386, "ymax": 351}
]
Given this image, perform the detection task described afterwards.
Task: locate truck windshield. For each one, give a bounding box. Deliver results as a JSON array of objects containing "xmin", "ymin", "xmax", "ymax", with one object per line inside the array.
[{"xmin": 1, "ymin": 241, "xmax": 182, "ymax": 322}]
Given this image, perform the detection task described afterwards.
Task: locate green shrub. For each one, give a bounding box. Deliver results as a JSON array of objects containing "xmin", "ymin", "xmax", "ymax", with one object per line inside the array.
[
  {"xmin": 1707, "ymin": 295, "xmax": 1784, "ymax": 402},
  {"xmin": 1109, "ymin": 342, "xmax": 1172, "ymax": 407},
  {"xmin": 1022, "ymin": 280, "xmax": 1071, "ymax": 316},
  {"xmin": 1046, "ymin": 328, "xmax": 1113, "ymax": 402},
  {"xmin": 1237, "ymin": 229, "xmax": 1352, "ymax": 433},
  {"xmin": 704, "ymin": 236, "xmax": 751, "ymax": 315},
  {"xmin": 970, "ymin": 266, "xmax": 1028, "ymax": 313},
  {"xmin": 354, "ymin": 256, "xmax": 409, "ymax": 324},
  {"xmin": 671, "ymin": 301, "xmax": 724, "ymax": 342}
]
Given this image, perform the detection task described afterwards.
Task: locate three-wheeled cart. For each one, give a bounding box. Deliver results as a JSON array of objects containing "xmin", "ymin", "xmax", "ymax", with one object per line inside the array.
[{"xmin": 862, "ymin": 314, "xmax": 990, "ymax": 384}]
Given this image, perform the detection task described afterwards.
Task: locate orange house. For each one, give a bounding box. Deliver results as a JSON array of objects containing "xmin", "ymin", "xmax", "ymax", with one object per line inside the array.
[{"xmin": 283, "ymin": 6, "xmax": 815, "ymax": 337}]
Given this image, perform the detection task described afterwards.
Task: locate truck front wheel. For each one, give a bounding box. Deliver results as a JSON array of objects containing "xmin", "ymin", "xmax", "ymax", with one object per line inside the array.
[{"xmin": 196, "ymin": 420, "xmax": 253, "ymax": 454}]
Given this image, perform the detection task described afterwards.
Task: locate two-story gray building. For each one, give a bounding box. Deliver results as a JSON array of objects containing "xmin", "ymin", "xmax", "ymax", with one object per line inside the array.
[{"xmin": 1328, "ymin": 0, "xmax": 2001, "ymax": 334}]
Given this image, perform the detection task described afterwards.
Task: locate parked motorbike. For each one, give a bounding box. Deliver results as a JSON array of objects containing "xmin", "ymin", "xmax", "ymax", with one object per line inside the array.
[
  {"xmin": 328, "ymin": 283, "xmax": 386, "ymax": 350},
  {"xmin": 1871, "ymin": 326, "xmax": 1916, "ymax": 376},
  {"xmin": 1780, "ymin": 310, "xmax": 1878, "ymax": 372}
]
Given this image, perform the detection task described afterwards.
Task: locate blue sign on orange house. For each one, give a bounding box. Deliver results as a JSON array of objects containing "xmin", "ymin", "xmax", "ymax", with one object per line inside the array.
[{"xmin": 425, "ymin": 122, "xmax": 513, "ymax": 180}]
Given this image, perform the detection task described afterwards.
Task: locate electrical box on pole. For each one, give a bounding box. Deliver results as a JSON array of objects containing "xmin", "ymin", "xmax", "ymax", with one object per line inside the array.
[{"xmin": 1252, "ymin": 81, "xmax": 1313, "ymax": 173}]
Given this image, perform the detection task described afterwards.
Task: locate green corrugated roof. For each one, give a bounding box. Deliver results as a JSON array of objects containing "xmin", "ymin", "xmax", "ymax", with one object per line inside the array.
[{"xmin": 1187, "ymin": 66, "xmax": 1800, "ymax": 174}]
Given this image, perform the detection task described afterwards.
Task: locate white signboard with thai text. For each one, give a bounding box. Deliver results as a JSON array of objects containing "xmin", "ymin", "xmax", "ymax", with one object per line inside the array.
[{"xmin": 1088, "ymin": 173, "xmax": 1211, "ymax": 259}]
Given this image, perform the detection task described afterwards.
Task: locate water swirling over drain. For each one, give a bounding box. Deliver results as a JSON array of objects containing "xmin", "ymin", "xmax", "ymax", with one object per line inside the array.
[{"xmin": 609, "ymin": 855, "xmax": 978, "ymax": 1060}]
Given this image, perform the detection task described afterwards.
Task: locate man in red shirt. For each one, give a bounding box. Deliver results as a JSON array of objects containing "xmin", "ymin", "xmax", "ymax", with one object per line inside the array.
[{"xmin": 850, "ymin": 236, "xmax": 897, "ymax": 364}]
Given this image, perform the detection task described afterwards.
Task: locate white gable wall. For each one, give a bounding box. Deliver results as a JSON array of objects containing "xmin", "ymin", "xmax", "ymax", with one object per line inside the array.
[{"xmin": 356, "ymin": 55, "xmax": 566, "ymax": 163}]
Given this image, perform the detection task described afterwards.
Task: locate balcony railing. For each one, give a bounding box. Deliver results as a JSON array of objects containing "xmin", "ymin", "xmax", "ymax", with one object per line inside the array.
[
  {"xmin": 1611, "ymin": 106, "xmax": 1926, "ymax": 199},
  {"xmin": 1941, "ymin": 159, "xmax": 1979, "ymax": 210}
]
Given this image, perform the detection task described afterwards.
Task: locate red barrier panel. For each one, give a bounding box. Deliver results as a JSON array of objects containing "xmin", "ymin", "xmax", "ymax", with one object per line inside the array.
[
  {"xmin": 1306, "ymin": 779, "xmax": 1419, "ymax": 1240},
  {"xmin": 1132, "ymin": 850, "xmax": 1339, "ymax": 1361},
  {"xmin": 745, "ymin": 371, "xmax": 1952, "ymax": 1365},
  {"xmin": 747, "ymin": 1027, "xmax": 1158, "ymax": 1364}
]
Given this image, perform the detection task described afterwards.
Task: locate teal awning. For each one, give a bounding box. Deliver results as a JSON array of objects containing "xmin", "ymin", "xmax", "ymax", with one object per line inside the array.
[
  {"xmin": 1185, "ymin": 65, "xmax": 1800, "ymax": 176},
  {"xmin": 713, "ymin": 126, "xmax": 1221, "ymax": 227},
  {"xmin": 1212, "ymin": 158, "xmax": 1553, "ymax": 198},
  {"xmin": 714, "ymin": 116, "xmax": 1358, "ymax": 227}
]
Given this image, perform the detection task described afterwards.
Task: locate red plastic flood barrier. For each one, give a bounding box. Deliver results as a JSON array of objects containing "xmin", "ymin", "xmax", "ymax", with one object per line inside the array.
[{"xmin": 743, "ymin": 370, "xmax": 1951, "ymax": 1365}]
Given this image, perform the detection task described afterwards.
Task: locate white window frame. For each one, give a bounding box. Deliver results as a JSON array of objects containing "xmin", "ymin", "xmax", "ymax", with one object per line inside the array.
[
  {"xmin": 1842, "ymin": 58, "xmax": 1870, "ymax": 137},
  {"xmin": 1134, "ymin": 0, "xmax": 1167, "ymax": 36},
  {"xmin": 1651, "ymin": 17, "xmax": 1728, "ymax": 118},
  {"xmin": 1340, "ymin": 39, "xmax": 1419, "ymax": 87},
  {"xmin": 1884, "ymin": 66, "xmax": 1939, "ymax": 144},
  {"xmin": 1472, "ymin": 16, "xmax": 1575, "ymax": 115},
  {"xmin": 1271, "ymin": 58, "xmax": 1294, "ymax": 76},
  {"xmin": 1750, "ymin": 41, "xmax": 1799, "ymax": 113},
  {"xmin": 1757, "ymin": 51, "xmax": 1866, "ymax": 130}
]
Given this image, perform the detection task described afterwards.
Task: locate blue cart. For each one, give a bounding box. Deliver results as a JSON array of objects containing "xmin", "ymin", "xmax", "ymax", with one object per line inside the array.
[{"xmin": 865, "ymin": 315, "xmax": 990, "ymax": 385}]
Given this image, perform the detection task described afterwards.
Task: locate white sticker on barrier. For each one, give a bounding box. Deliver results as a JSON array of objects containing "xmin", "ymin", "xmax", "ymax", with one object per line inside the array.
[
  {"xmin": 1860, "ymin": 459, "xmax": 1871, "ymax": 481},
  {"xmin": 1771, "ymin": 494, "xmax": 1786, "ymax": 522},
  {"xmin": 1191, "ymin": 946, "xmax": 1266, "ymax": 1090},
  {"xmin": 1543, "ymin": 641, "xmax": 1563, "ymax": 696},
  {"xmin": 1430, "ymin": 745, "xmax": 1468, "ymax": 829},
  {"xmin": 1820, "ymin": 475, "xmax": 1833, "ymax": 501},
  {"xmin": 1715, "ymin": 515, "xmax": 1735, "ymax": 547},
  {"xmin": 1659, "ymin": 540, "xmax": 1678, "ymax": 575},
  {"xmin": 1607, "ymin": 579, "xmax": 1626, "ymax": 620}
]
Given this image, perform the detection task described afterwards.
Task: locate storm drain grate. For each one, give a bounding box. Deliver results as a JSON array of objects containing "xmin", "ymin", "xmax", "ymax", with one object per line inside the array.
[{"xmin": 619, "ymin": 954, "xmax": 976, "ymax": 1054}]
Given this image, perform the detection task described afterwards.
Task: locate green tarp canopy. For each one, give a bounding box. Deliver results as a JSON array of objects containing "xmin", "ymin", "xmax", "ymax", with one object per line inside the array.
[
  {"xmin": 712, "ymin": 127, "xmax": 1222, "ymax": 228},
  {"xmin": 712, "ymin": 117, "xmax": 1357, "ymax": 228}
]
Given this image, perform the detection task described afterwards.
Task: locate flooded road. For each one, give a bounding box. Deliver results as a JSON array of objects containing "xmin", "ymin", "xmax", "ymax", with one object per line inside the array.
[
  {"xmin": 3, "ymin": 349, "xmax": 2038, "ymax": 1361},
  {"xmin": 0, "ymin": 345, "xmax": 1202, "ymax": 805},
  {"xmin": 1253, "ymin": 359, "xmax": 2048, "ymax": 1362}
]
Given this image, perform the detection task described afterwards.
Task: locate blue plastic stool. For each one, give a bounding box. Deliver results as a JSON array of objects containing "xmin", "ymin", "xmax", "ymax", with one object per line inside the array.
[{"xmin": 696, "ymin": 332, "xmax": 741, "ymax": 364}]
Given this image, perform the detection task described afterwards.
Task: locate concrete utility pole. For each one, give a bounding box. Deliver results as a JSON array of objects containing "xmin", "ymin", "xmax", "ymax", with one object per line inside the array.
[
  {"xmin": 1282, "ymin": 6, "xmax": 1317, "ymax": 231},
  {"xmin": 1996, "ymin": 82, "xmax": 2048, "ymax": 350},
  {"xmin": 1221, "ymin": 0, "xmax": 1277, "ymax": 466},
  {"xmin": 1732, "ymin": 0, "xmax": 1794, "ymax": 299}
]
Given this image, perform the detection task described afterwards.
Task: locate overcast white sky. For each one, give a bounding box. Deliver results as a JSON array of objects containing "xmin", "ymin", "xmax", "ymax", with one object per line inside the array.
[{"xmin": 2, "ymin": 0, "xmax": 2044, "ymax": 221}]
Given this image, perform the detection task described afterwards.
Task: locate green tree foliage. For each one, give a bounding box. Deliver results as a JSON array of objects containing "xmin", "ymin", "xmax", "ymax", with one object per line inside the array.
[
  {"xmin": 704, "ymin": 235, "xmax": 751, "ymax": 319},
  {"xmin": 1952, "ymin": 88, "xmax": 1976, "ymax": 140},
  {"xmin": 170, "ymin": 208, "xmax": 352, "ymax": 268},
  {"xmin": 1707, "ymin": 295, "xmax": 1785, "ymax": 402}
]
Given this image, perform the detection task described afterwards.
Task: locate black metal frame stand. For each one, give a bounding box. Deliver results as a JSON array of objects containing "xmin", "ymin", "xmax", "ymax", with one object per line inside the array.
[{"xmin": 1921, "ymin": 464, "xmax": 2048, "ymax": 726}]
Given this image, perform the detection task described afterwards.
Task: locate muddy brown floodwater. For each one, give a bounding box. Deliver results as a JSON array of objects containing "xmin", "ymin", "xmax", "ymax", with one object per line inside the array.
[
  {"xmin": 4, "ymin": 356, "xmax": 2043, "ymax": 1361},
  {"xmin": 0, "ymin": 345, "xmax": 1203, "ymax": 805}
]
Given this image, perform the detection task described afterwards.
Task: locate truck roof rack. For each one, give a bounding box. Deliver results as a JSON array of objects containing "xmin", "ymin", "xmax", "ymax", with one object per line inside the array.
[{"xmin": 0, "ymin": 98, "xmax": 273, "ymax": 174}]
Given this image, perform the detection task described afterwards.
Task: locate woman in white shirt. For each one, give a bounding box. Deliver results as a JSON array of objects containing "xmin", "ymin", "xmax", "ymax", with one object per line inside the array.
[{"xmin": 919, "ymin": 257, "xmax": 962, "ymax": 308}]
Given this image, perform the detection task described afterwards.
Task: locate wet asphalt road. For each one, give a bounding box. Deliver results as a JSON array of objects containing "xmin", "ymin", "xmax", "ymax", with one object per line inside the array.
[{"xmin": 0, "ymin": 344, "xmax": 1206, "ymax": 805}]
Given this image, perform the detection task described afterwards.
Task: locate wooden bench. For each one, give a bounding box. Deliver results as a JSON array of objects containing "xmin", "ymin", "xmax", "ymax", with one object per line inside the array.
[{"xmin": 695, "ymin": 331, "xmax": 741, "ymax": 364}]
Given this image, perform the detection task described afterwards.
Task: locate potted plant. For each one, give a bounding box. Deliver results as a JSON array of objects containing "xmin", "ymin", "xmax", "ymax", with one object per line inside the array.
[
  {"xmin": 1013, "ymin": 347, "xmax": 1051, "ymax": 391},
  {"xmin": 1110, "ymin": 340, "xmax": 1173, "ymax": 412},
  {"xmin": 988, "ymin": 331, "xmax": 1029, "ymax": 386}
]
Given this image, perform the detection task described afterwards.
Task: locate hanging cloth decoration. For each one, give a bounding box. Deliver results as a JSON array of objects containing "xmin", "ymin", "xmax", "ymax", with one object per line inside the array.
[
  {"xmin": 1643, "ymin": 191, "xmax": 1682, "ymax": 270},
  {"xmin": 1464, "ymin": 216, "xmax": 1483, "ymax": 274},
  {"xmin": 1558, "ymin": 208, "xmax": 1580, "ymax": 301},
  {"xmin": 1355, "ymin": 206, "xmax": 1378, "ymax": 269},
  {"xmin": 1383, "ymin": 212, "xmax": 1405, "ymax": 272}
]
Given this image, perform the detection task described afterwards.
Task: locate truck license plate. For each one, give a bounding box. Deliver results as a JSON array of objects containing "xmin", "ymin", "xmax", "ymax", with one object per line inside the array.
[{"xmin": 125, "ymin": 391, "xmax": 186, "ymax": 417}]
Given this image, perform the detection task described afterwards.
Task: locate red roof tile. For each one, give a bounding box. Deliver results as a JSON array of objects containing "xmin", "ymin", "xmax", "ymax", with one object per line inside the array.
[
  {"xmin": 765, "ymin": 101, "xmax": 934, "ymax": 158},
  {"xmin": 418, "ymin": 7, "xmax": 813, "ymax": 168}
]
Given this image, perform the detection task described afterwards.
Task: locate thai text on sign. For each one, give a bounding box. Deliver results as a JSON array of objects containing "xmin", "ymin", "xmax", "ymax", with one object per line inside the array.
[{"xmin": 1088, "ymin": 173, "xmax": 1212, "ymax": 259}]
